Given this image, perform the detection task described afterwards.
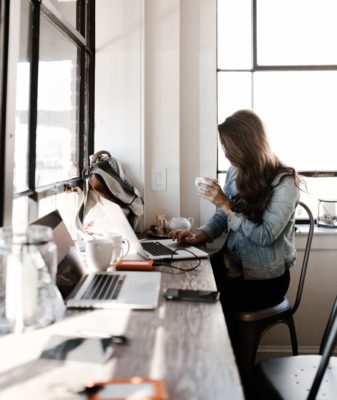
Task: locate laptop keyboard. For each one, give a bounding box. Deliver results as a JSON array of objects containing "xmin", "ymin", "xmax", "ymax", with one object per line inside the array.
[
  {"xmin": 141, "ymin": 241, "xmax": 174, "ymax": 256},
  {"xmin": 80, "ymin": 273, "xmax": 125, "ymax": 300}
]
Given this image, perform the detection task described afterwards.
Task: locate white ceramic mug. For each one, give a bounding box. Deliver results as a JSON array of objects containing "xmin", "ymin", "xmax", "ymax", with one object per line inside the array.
[
  {"xmin": 104, "ymin": 232, "xmax": 130, "ymax": 265},
  {"xmin": 86, "ymin": 238, "xmax": 114, "ymax": 271}
]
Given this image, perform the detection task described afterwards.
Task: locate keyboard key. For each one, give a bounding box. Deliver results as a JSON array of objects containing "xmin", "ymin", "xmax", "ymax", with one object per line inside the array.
[
  {"xmin": 81, "ymin": 273, "xmax": 125, "ymax": 300},
  {"xmin": 141, "ymin": 241, "xmax": 173, "ymax": 256}
]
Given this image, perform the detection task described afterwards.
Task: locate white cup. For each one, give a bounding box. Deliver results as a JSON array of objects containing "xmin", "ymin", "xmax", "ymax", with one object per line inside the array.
[
  {"xmin": 86, "ymin": 238, "xmax": 114, "ymax": 271},
  {"xmin": 104, "ymin": 232, "xmax": 130, "ymax": 265},
  {"xmin": 195, "ymin": 176, "xmax": 218, "ymax": 188}
]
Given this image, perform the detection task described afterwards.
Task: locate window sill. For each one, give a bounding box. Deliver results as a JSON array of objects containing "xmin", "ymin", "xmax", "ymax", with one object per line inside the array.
[
  {"xmin": 296, "ymin": 224, "xmax": 337, "ymax": 235},
  {"xmin": 296, "ymin": 224, "xmax": 337, "ymax": 250}
]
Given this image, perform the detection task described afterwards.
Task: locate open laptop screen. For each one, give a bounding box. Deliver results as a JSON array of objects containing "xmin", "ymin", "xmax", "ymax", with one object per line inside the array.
[{"xmin": 31, "ymin": 210, "xmax": 86, "ymax": 299}]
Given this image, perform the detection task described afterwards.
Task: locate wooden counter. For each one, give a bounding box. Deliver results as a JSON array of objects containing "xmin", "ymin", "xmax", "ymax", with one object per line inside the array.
[{"xmin": 0, "ymin": 258, "xmax": 244, "ymax": 400}]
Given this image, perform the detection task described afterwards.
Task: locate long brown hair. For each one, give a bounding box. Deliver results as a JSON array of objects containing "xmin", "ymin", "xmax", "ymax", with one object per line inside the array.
[{"xmin": 218, "ymin": 109, "xmax": 301, "ymax": 224}]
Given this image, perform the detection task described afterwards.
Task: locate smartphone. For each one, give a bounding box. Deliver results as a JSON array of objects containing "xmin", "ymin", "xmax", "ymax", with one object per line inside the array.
[
  {"xmin": 85, "ymin": 377, "xmax": 168, "ymax": 400},
  {"xmin": 39, "ymin": 335, "xmax": 114, "ymax": 364},
  {"xmin": 164, "ymin": 288, "xmax": 219, "ymax": 303}
]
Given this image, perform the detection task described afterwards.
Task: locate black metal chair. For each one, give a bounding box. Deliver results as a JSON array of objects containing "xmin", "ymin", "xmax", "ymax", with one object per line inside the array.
[
  {"xmin": 254, "ymin": 296, "xmax": 337, "ymax": 400},
  {"xmin": 227, "ymin": 201, "xmax": 314, "ymax": 395}
]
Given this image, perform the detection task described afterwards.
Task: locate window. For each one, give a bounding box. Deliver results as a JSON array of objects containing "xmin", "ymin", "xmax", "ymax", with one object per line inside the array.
[
  {"xmin": 217, "ymin": 0, "xmax": 337, "ymax": 218},
  {"xmin": 0, "ymin": 0, "xmax": 95, "ymax": 229}
]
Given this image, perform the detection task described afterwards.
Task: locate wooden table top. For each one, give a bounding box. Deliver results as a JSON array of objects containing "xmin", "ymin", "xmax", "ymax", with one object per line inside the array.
[{"xmin": 0, "ymin": 258, "xmax": 244, "ymax": 400}]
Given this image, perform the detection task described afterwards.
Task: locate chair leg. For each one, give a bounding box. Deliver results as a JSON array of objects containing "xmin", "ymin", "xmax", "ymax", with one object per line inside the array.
[{"xmin": 287, "ymin": 317, "xmax": 298, "ymax": 355}]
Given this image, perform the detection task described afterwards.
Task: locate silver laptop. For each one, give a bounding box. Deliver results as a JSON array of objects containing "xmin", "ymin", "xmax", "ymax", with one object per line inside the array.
[
  {"xmin": 81, "ymin": 196, "xmax": 209, "ymax": 261},
  {"xmin": 32, "ymin": 210, "xmax": 161, "ymax": 310},
  {"xmin": 138, "ymin": 238, "xmax": 209, "ymax": 261}
]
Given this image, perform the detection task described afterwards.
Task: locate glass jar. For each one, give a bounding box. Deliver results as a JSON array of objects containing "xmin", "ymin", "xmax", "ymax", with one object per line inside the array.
[
  {"xmin": 0, "ymin": 225, "xmax": 64, "ymax": 334},
  {"xmin": 317, "ymin": 199, "xmax": 337, "ymax": 228}
]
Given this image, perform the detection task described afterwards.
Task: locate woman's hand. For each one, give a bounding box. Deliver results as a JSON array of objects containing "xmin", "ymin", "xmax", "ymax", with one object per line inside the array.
[
  {"xmin": 169, "ymin": 229, "xmax": 208, "ymax": 246},
  {"xmin": 196, "ymin": 178, "xmax": 231, "ymax": 213}
]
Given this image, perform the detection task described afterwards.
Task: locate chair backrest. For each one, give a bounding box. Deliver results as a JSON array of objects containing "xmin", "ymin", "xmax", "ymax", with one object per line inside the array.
[
  {"xmin": 292, "ymin": 201, "xmax": 314, "ymax": 315},
  {"xmin": 307, "ymin": 296, "xmax": 337, "ymax": 400}
]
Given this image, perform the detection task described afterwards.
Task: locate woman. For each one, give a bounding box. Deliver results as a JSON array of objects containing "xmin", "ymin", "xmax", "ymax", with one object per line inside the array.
[{"xmin": 169, "ymin": 109, "xmax": 302, "ymax": 313}]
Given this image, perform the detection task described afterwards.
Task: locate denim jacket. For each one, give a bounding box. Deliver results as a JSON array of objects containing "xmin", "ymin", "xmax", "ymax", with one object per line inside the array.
[{"xmin": 199, "ymin": 166, "xmax": 300, "ymax": 280}]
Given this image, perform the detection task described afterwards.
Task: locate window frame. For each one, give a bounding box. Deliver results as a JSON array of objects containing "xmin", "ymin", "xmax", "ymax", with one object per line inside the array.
[
  {"xmin": 0, "ymin": 0, "xmax": 95, "ymax": 226},
  {"xmin": 216, "ymin": 0, "xmax": 337, "ymax": 179},
  {"xmin": 0, "ymin": 0, "xmax": 8, "ymax": 226}
]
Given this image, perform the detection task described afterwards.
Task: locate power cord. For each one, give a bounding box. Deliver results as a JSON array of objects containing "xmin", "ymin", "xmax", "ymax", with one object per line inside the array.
[{"xmin": 153, "ymin": 248, "xmax": 202, "ymax": 273}]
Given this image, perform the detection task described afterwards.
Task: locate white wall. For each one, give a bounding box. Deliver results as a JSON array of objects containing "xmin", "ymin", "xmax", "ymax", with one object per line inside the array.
[
  {"xmin": 95, "ymin": 0, "xmax": 217, "ymax": 230},
  {"xmin": 143, "ymin": 0, "xmax": 181, "ymax": 225},
  {"xmin": 95, "ymin": 0, "xmax": 143, "ymax": 199},
  {"xmin": 180, "ymin": 0, "xmax": 217, "ymax": 226}
]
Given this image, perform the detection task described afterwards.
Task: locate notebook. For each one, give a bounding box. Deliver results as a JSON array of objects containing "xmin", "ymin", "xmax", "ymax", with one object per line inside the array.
[
  {"xmin": 80, "ymin": 192, "xmax": 209, "ymax": 261},
  {"xmin": 31, "ymin": 210, "xmax": 161, "ymax": 310}
]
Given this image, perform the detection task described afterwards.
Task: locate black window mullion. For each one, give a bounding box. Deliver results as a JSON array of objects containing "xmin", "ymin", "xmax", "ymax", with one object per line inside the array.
[
  {"xmin": 28, "ymin": 0, "xmax": 41, "ymax": 196},
  {"xmin": 78, "ymin": 46, "xmax": 85, "ymax": 173},
  {"xmin": 77, "ymin": 0, "xmax": 94, "ymax": 173},
  {"xmin": 77, "ymin": 0, "xmax": 86, "ymax": 174},
  {"xmin": 252, "ymin": 0, "xmax": 257, "ymax": 69},
  {"xmin": 86, "ymin": 0, "xmax": 95, "ymax": 158},
  {"xmin": 77, "ymin": 0, "xmax": 86, "ymax": 38},
  {"xmin": 0, "ymin": 0, "xmax": 9, "ymax": 226}
]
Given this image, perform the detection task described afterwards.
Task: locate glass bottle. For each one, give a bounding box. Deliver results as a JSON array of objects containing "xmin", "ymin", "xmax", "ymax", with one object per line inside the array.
[{"xmin": 0, "ymin": 225, "xmax": 64, "ymax": 334}]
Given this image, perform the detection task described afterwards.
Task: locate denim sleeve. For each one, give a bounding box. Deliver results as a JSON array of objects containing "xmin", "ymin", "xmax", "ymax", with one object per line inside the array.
[
  {"xmin": 197, "ymin": 167, "xmax": 237, "ymax": 241},
  {"xmin": 228, "ymin": 176, "xmax": 300, "ymax": 246},
  {"xmin": 198, "ymin": 208, "xmax": 228, "ymax": 241}
]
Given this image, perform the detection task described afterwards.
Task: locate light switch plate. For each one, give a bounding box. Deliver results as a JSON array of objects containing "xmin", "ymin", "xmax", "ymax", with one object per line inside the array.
[{"xmin": 151, "ymin": 167, "xmax": 167, "ymax": 192}]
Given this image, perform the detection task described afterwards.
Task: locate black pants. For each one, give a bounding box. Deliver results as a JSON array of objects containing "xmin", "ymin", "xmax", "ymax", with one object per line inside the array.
[
  {"xmin": 210, "ymin": 251, "xmax": 290, "ymax": 313},
  {"xmin": 211, "ymin": 251, "xmax": 290, "ymax": 400}
]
